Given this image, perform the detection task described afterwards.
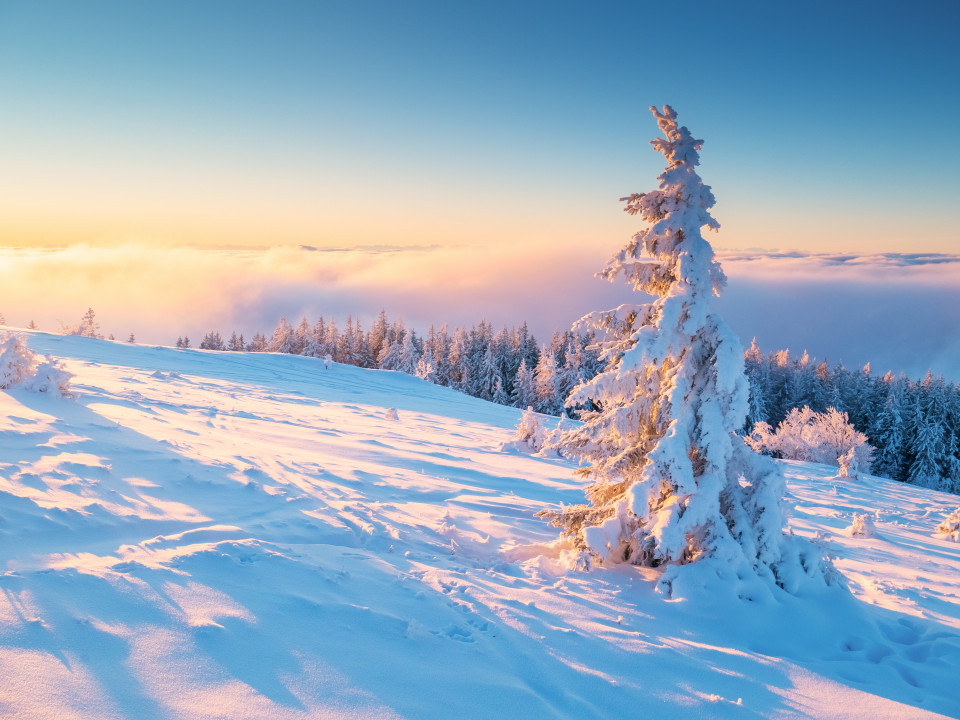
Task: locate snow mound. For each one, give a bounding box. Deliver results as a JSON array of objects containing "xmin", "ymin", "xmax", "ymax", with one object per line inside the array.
[{"xmin": 844, "ymin": 512, "xmax": 877, "ymax": 538}]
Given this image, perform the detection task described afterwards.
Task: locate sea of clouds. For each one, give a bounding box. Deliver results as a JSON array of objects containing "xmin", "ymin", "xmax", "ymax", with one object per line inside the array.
[{"xmin": 1, "ymin": 244, "xmax": 957, "ymax": 382}]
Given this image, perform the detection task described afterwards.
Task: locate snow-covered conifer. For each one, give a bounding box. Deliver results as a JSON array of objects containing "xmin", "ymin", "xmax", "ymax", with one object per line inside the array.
[
  {"xmin": 476, "ymin": 345, "xmax": 500, "ymax": 401},
  {"xmin": 415, "ymin": 348, "xmax": 437, "ymax": 383},
  {"xmin": 510, "ymin": 358, "xmax": 536, "ymax": 410},
  {"xmin": 533, "ymin": 346, "xmax": 561, "ymax": 415},
  {"xmin": 397, "ymin": 330, "xmax": 420, "ymax": 375},
  {"xmin": 538, "ymin": 106, "xmax": 820, "ymax": 592},
  {"xmin": 294, "ymin": 318, "xmax": 312, "ymax": 355},
  {"xmin": 492, "ymin": 374, "xmax": 509, "ymax": 405},
  {"xmin": 309, "ymin": 315, "xmax": 330, "ymax": 358},
  {"xmin": 269, "ymin": 318, "xmax": 296, "ymax": 354},
  {"xmin": 430, "ymin": 326, "xmax": 451, "ymax": 386},
  {"xmin": 378, "ymin": 336, "xmax": 404, "ymax": 372},
  {"xmin": 943, "ymin": 432, "xmax": 960, "ymax": 493},
  {"xmin": 872, "ymin": 385, "xmax": 906, "ymax": 481},
  {"xmin": 338, "ymin": 317, "xmax": 361, "ymax": 366},
  {"xmin": 325, "ymin": 319, "xmax": 339, "ymax": 361},
  {"xmin": 909, "ymin": 408, "xmax": 945, "ymax": 489},
  {"xmin": 743, "ymin": 338, "xmax": 769, "ymax": 430},
  {"xmin": 200, "ymin": 331, "xmax": 225, "ymax": 351},
  {"xmin": 447, "ymin": 328, "xmax": 470, "ymax": 392}
]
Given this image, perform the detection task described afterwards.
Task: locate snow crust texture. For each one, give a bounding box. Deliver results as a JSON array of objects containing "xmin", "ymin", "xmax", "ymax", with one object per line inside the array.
[{"xmin": 2, "ymin": 333, "xmax": 960, "ymax": 719}]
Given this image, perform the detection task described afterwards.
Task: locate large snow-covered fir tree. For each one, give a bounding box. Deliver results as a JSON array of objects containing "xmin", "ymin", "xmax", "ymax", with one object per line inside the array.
[{"xmin": 539, "ymin": 105, "xmax": 821, "ymax": 593}]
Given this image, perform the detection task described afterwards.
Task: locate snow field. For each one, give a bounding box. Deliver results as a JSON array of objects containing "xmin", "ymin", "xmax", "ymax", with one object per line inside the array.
[{"xmin": 1, "ymin": 332, "xmax": 959, "ymax": 719}]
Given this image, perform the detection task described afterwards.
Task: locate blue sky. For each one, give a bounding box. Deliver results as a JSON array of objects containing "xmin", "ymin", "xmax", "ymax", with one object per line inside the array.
[{"xmin": 1, "ymin": 0, "xmax": 957, "ymax": 252}]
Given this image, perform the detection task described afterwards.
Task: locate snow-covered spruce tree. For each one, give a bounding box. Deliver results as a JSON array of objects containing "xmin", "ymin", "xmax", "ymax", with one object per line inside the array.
[{"xmin": 539, "ymin": 106, "xmax": 822, "ymax": 593}]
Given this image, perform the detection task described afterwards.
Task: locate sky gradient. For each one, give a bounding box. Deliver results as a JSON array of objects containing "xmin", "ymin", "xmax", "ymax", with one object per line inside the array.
[
  {"xmin": 2, "ymin": 1, "xmax": 958, "ymax": 253},
  {"xmin": 1, "ymin": 1, "xmax": 958, "ymax": 377}
]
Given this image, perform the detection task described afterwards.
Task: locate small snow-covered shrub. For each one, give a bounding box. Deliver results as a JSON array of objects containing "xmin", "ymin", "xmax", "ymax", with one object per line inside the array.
[
  {"xmin": 747, "ymin": 407, "xmax": 874, "ymax": 477},
  {"xmin": 502, "ymin": 406, "xmax": 548, "ymax": 453},
  {"xmin": 61, "ymin": 307, "xmax": 104, "ymax": 339},
  {"xmin": 0, "ymin": 333, "xmax": 37, "ymax": 387},
  {"xmin": 0, "ymin": 333, "xmax": 72, "ymax": 395},
  {"xmin": 935, "ymin": 508, "xmax": 960, "ymax": 541},
  {"xmin": 844, "ymin": 513, "xmax": 876, "ymax": 538}
]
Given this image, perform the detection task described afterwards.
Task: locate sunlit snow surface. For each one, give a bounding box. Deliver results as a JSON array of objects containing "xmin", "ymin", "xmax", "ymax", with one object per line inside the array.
[{"xmin": 2, "ymin": 332, "xmax": 959, "ymax": 720}]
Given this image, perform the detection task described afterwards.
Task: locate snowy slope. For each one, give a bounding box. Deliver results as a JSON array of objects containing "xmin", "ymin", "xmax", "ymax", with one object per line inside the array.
[{"xmin": 2, "ymin": 332, "xmax": 959, "ymax": 720}]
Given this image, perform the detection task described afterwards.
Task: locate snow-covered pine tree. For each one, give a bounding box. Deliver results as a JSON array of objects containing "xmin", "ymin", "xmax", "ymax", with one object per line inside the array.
[
  {"xmin": 269, "ymin": 318, "xmax": 296, "ymax": 354},
  {"xmin": 352, "ymin": 317, "xmax": 372, "ymax": 368},
  {"xmin": 430, "ymin": 325, "xmax": 451, "ymax": 386},
  {"xmin": 942, "ymin": 431, "xmax": 960, "ymax": 493},
  {"xmin": 533, "ymin": 345, "xmax": 561, "ymax": 415},
  {"xmin": 338, "ymin": 316, "xmax": 360, "ymax": 365},
  {"xmin": 447, "ymin": 328, "xmax": 470, "ymax": 392},
  {"xmin": 325, "ymin": 318, "xmax": 339, "ymax": 361},
  {"xmin": 199, "ymin": 331, "xmax": 225, "ymax": 351},
  {"xmin": 378, "ymin": 336, "xmax": 404, "ymax": 372},
  {"xmin": 416, "ymin": 348, "xmax": 437, "ymax": 383},
  {"xmin": 785, "ymin": 350, "xmax": 813, "ymax": 411},
  {"xmin": 510, "ymin": 358, "xmax": 536, "ymax": 410},
  {"xmin": 397, "ymin": 330, "xmax": 421, "ymax": 375},
  {"xmin": 294, "ymin": 317, "xmax": 312, "ymax": 355},
  {"xmin": 539, "ymin": 105, "xmax": 819, "ymax": 593},
  {"xmin": 743, "ymin": 338, "xmax": 768, "ymax": 431},
  {"xmin": 492, "ymin": 374, "xmax": 510, "ymax": 405},
  {"xmin": 872, "ymin": 384, "xmax": 906, "ymax": 480},
  {"xmin": 811, "ymin": 360, "xmax": 832, "ymax": 413},
  {"xmin": 477, "ymin": 345, "xmax": 500, "ymax": 401},
  {"xmin": 909, "ymin": 398, "xmax": 945, "ymax": 489},
  {"xmin": 369, "ymin": 310, "xmax": 389, "ymax": 365}
]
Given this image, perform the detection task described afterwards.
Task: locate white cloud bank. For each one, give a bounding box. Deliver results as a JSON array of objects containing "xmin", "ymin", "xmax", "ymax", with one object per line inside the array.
[{"xmin": 1, "ymin": 245, "xmax": 958, "ymax": 382}]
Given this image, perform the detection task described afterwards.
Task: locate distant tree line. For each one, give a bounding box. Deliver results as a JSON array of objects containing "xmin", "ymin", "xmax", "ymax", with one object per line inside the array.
[
  {"xmin": 743, "ymin": 339, "xmax": 960, "ymax": 494},
  {"xmin": 183, "ymin": 311, "xmax": 603, "ymax": 416},
  {"xmin": 179, "ymin": 318, "xmax": 960, "ymax": 495}
]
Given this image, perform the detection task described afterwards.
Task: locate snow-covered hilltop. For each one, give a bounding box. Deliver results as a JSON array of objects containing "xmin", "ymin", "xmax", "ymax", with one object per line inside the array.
[{"xmin": 1, "ymin": 333, "xmax": 959, "ymax": 719}]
